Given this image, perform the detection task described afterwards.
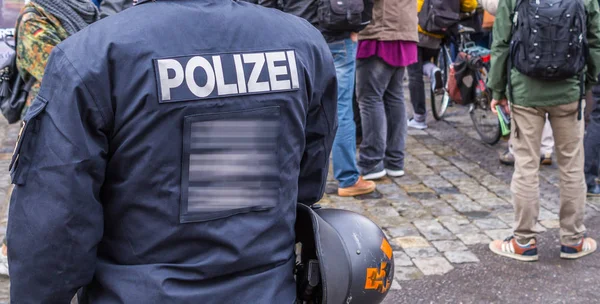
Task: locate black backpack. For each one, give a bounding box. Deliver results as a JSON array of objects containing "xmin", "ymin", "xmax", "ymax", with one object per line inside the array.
[
  {"xmin": 317, "ymin": 0, "xmax": 366, "ymax": 31},
  {"xmin": 509, "ymin": 0, "xmax": 587, "ymax": 81},
  {"xmin": 418, "ymin": 0, "xmax": 461, "ymax": 35},
  {"xmin": 508, "ymin": 0, "xmax": 587, "ymax": 119},
  {"xmin": 0, "ymin": 7, "xmax": 38, "ymax": 124}
]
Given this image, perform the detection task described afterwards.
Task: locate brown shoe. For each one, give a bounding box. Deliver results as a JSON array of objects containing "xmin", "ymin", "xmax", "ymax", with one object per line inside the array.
[
  {"xmin": 540, "ymin": 152, "xmax": 553, "ymax": 166},
  {"xmin": 338, "ymin": 177, "xmax": 376, "ymax": 197}
]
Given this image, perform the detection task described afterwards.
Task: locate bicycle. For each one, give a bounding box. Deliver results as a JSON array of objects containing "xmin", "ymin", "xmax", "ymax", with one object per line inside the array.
[
  {"xmin": 430, "ymin": 43, "xmax": 451, "ymax": 121},
  {"xmin": 431, "ymin": 25, "xmax": 501, "ymax": 145}
]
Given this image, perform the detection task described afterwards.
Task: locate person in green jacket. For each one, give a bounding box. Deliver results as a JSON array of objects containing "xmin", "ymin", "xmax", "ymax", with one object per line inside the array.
[{"xmin": 488, "ymin": 0, "xmax": 600, "ymax": 261}]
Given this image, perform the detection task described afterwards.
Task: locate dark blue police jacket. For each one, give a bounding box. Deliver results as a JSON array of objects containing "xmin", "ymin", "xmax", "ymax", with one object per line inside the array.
[{"xmin": 7, "ymin": 0, "xmax": 337, "ymax": 302}]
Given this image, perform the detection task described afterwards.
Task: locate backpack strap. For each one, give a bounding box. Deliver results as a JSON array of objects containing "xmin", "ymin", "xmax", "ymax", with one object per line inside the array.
[
  {"xmin": 578, "ymin": 0, "xmax": 588, "ymax": 121},
  {"xmin": 507, "ymin": 0, "xmax": 524, "ymax": 106},
  {"xmin": 507, "ymin": 0, "xmax": 525, "ymax": 138},
  {"xmin": 578, "ymin": 73, "xmax": 585, "ymax": 120}
]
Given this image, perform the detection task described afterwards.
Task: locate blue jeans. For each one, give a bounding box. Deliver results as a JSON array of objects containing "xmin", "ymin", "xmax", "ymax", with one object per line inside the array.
[{"xmin": 328, "ymin": 39, "xmax": 359, "ymax": 188}]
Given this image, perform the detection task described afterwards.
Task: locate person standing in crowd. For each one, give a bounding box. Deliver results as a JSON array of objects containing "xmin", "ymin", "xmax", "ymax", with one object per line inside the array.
[
  {"xmin": 0, "ymin": 0, "xmax": 100, "ymax": 277},
  {"xmin": 354, "ymin": 0, "xmax": 418, "ymax": 180},
  {"xmin": 7, "ymin": 0, "xmax": 337, "ymax": 301},
  {"xmin": 99, "ymin": 0, "xmax": 132, "ymax": 18},
  {"xmin": 488, "ymin": 0, "xmax": 600, "ymax": 261},
  {"xmin": 481, "ymin": 0, "xmax": 555, "ymax": 166},
  {"xmin": 407, "ymin": 0, "xmax": 478, "ymax": 130},
  {"xmin": 259, "ymin": 0, "xmax": 376, "ymax": 196},
  {"xmin": 586, "ymin": 83, "xmax": 600, "ymax": 196}
]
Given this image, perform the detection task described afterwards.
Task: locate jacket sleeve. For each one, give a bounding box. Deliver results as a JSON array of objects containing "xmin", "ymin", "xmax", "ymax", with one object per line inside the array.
[
  {"xmin": 7, "ymin": 46, "xmax": 109, "ymax": 302},
  {"xmin": 100, "ymin": 0, "xmax": 132, "ymax": 18},
  {"xmin": 487, "ymin": 0, "xmax": 513, "ymax": 101},
  {"xmin": 460, "ymin": 0, "xmax": 479, "ymax": 12},
  {"xmin": 586, "ymin": 0, "xmax": 600, "ymax": 90},
  {"xmin": 16, "ymin": 13, "xmax": 62, "ymax": 81},
  {"xmin": 297, "ymin": 42, "xmax": 338, "ymax": 206}
]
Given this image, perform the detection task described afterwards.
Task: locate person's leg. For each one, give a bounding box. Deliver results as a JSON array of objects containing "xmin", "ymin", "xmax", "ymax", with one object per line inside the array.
[
  {"xmin": 540, "ymin": 115, "xmax": 555, "ymax": 164},
  {"xmin": 489, "ymin": 105, "xmax": 545, "ymax": 261},
  {"xmin": 510, "ymin": 105, "xmax": 546, "ymax": 244},
  {"xmin": 501, "ymin": 136, "xmax": 516, "ymax": 166},
  {"xmin": 356, "ymin": 56, "xmax": 394, "ymax": 179},
  {"xmin": 546, "ymin": 101, "xmax": 596, "ymax": 258},
  {"xmin": 585, "ymin": 91, "xmax": 600, "ymax": 192},
  {"xmin": 407, "ymin": 47, "xmax": 427, "ymax": 124},
  {"xmin": 328, "ymin": 39, "xmax": 360, "ymax": 188},
  {"xmin": 504, "ymin": 115, "xmax": 554, "ymax": 166},
  {"xmin": 383, "ymin": 66, "xmax": 407, "ymax": 176},
  {"xmin": 421, "ymin": 47, "xmax": 440, "ymax": 79},
  {"xmin": 353, "ymin": 90, "xmax": 362, "ymax": 145}
]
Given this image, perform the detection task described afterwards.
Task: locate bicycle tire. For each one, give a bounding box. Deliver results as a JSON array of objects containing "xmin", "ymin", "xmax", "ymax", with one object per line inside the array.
[
  {"xmin": 470, "ymin": 88, "xmax": 501, "ymax": 145},
  {"xmin": 431, "ymin": 45, "xmax": 450, "ymax": 121}
]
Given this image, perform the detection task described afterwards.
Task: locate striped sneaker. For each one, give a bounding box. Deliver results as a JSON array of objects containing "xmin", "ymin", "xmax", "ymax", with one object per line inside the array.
[
  {"xmin": 489, "ymin": 236, "xmax": 539, "ymax": 262},
  {"xmin": 560, "ymin": 237, "xmax": 597, "ymax": 260}
]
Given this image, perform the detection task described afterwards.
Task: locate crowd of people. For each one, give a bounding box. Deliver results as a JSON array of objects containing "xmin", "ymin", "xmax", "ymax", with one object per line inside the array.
[
  {"xmin": 0, "ymin": 0, "xmax": 598, "ymax": 301},
  {"xmin": 250, "ymin": 0, "xmax": 600, "ymax": 260}
]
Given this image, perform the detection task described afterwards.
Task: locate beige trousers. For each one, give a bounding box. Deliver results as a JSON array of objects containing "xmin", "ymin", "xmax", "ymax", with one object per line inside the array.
[
  {"xmin": 511, "ymin": 101, "xmax": 586, "ymax": 245},
  {"xmin": 509, "ymin": 116, "xmax": 554, "ymax": 155}
]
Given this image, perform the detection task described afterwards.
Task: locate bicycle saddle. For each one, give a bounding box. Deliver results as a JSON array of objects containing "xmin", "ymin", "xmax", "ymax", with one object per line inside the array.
[{"xmin": 458, "ymin": 25, "xmax": 477, "ymax": 34}]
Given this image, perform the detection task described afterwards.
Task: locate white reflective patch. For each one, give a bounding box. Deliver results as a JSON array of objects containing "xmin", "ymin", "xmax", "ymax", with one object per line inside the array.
[
  {"xmin": 233, "ymin": 54, "xmax": 247, "ymax": 94},
  {"xmin": 266, "ymin": 51, "xmax": 291, "ymax": 91},
  {"xmin": 156, "ymin": 59, "xmax": 184, "ymax": 101},
  {"xmin": 243, "ymin": 53, "xmax": 270, "ymax": 93},
  {"xmin": 213, "ymin": 55, "xmax": 238, "ymax": 95},
  {"xmin": 287, "ymin": 51, "xmax": 300, "ymax": 89},
  {"xmin": 154, "ymin": 50, "xmax": 300, "ymax": 103},
  {"xmin": 185, "ymin": 56, "xmax": 215, "ymax": 98}
]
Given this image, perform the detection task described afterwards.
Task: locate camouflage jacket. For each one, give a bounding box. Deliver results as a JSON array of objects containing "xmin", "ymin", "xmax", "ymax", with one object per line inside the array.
[{"xmin": 16, "ymin": 3, "xmax": 69, "ymax": 116}]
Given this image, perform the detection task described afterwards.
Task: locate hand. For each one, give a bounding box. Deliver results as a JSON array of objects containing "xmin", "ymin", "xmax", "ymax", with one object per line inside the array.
[
  {"xmin": 491, "ymin": 98, "xmax": 510, "ymax": 115},
  {"xmin": 350, "ymin": 32, "xmax": 358, "ymax": 42}
]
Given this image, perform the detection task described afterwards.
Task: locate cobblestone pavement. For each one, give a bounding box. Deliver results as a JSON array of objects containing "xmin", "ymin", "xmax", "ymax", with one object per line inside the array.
[
  {"xmin": 0, "ymin": 96, "xmax": 598, "ymax": 302},
  {"xmin": 319, "ymin": 103, "xmax": 600, "ymax": 302}
]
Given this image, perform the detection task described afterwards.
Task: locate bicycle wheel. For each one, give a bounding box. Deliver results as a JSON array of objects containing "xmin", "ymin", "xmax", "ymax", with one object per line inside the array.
[
  {"xmin": 470, "ymin": 87, "xmax": 501, "ymax": 145},
  {"xmin": 431, "ymin": 45, "xmax": 450, "ymax": 120}
]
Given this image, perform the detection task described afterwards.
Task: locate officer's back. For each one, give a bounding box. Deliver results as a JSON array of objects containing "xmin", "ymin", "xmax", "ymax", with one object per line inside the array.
[{"xmin": 7, "ymin": 0, "xmax": 337, "ymax": 302}]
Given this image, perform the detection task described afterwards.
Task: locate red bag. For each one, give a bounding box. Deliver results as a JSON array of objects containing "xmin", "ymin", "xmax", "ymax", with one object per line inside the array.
[
  {"xmin": 451, "ymin": 52, "xmax": 477, "ymax": 105},
  {"xmin": 448, "ymin": 64, "xmax": 462, "ymax": 104}
]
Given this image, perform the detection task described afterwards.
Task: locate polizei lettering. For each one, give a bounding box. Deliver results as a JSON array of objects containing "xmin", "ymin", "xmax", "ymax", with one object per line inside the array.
[{"xmin": 154, "ymin": 50, "xmax": 300, "ymax": 103}]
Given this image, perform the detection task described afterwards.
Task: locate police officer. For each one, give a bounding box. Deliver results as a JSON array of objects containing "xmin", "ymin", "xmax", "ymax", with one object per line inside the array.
[{"xmin": 7, "ymin": 0, "xmax": 337, "ymax": 302}]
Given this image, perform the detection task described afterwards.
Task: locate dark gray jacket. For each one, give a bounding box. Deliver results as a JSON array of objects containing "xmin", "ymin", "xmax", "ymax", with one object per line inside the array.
[
  {"xmin": 7, "ymin": 0, "xmax": 337, "ymax": 302},
  {"xmin": 259, "ymin": 0, "xmax": 373, "ymax": 43}
]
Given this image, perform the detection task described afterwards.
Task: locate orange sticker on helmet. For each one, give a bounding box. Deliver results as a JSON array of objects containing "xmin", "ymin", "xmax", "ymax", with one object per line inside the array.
[
  {"xmin": 365, "ymin": 238, "xmax": 393, "ymax": 293},
  {"xmin": 380, "ymin": 238, "xmax": 392, "ymax": 260},
  {"xmin": 365, "ymin": 262, "xmax": 392, "ymax": 293}
]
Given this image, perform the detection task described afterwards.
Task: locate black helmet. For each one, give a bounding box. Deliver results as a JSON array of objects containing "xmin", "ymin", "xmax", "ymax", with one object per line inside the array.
[{"xmin": 295, "ymin": 204, "xmax": 394, "ymax": 304}]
